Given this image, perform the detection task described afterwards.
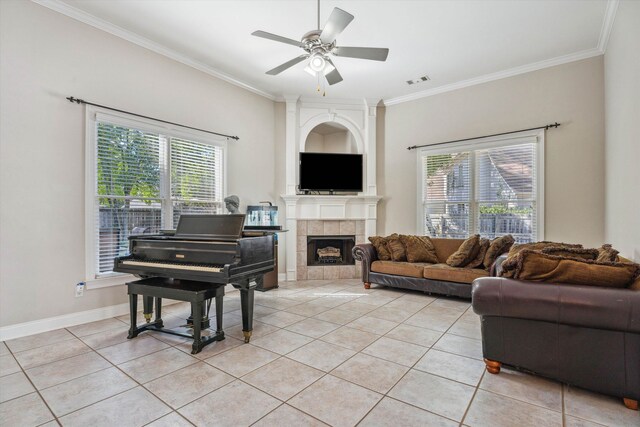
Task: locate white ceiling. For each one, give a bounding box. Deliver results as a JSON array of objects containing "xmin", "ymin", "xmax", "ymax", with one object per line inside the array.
[{"xmin": 48, "ymin": 0, "xmax": 613, "ymax": 103}]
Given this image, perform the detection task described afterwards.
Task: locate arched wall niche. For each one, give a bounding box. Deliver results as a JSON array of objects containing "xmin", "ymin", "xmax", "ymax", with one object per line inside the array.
[
  {"xmin": 299, "ymin": 113, "xmax": 364, "ymax": 154},
  {"xmin": 304, "ymin": 122, "xmax": 357, "ymax": 154}
]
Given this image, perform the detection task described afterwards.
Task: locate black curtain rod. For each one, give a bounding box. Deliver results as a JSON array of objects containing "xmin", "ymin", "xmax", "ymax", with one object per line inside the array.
[
  {"xmin": 406, "ymin": 122, "xmax": 560, "ymax": 151},
  {"xmin": 66, "ymin": 96, "xmax": 239, "ymax": 141}
]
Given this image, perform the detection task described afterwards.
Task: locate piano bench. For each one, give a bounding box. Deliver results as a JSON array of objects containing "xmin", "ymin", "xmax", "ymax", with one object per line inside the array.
[{"xmin": 126, "ymin": 277, "xmax": 225, "ymax": 354}]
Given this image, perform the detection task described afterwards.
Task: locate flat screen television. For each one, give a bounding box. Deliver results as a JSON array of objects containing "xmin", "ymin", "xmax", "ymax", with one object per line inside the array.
[{"xmin": 299, "ymin": 152, "xmax": 363, "ymax": 192}]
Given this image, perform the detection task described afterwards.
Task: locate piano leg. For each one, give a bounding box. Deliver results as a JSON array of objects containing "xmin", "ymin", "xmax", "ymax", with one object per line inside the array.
[
  {"xmin": 186, "ymin": 302, "xmax": 210, "ymax": 330},
  {"xmin": 155, "ymin": 297, "xmax": 164, "ymax": 328},
  {"xmin": 236, "ymin": 279, "xmax": 258, "ymax": 343},
  {"xmin": 127, "ymin": 293, "xmax": 139, "ymax": 339},
  {"xmin": 215, "ymin": 288, "xmax": 224, "ymax": 337},
  {"xmin": 191, "ymin": 301, "xmax": 203, "ymax": 354},
  {"xmin": 143, "ymin": 296, "xmax": 153, "ymax": 323}
]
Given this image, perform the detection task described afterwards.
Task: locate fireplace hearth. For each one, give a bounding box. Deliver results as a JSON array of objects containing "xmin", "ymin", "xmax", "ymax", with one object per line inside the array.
[{"xmin": 307, "ymin": 235, "xmax": 355, "ymax": 266}]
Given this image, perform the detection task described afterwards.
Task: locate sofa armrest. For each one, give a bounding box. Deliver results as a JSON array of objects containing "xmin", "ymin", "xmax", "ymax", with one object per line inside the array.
[
  {"xmin": 472, "ymin": 277, "xmax": 640, "ymax": 333},
  {"xmin": 352, "ymin": 243, "xmax": 378, "ymax": 284}
]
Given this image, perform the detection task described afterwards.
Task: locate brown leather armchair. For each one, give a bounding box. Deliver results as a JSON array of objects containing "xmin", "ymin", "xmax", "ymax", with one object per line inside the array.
[{"xmin": 472, "ymin": 276, "xmax": 640, "ymax": 410}]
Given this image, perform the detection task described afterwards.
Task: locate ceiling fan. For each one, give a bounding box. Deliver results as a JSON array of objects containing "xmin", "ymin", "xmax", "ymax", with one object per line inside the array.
[{"xmin": 251, "ymin": 1, "xmax": 389, "ymax": 85}]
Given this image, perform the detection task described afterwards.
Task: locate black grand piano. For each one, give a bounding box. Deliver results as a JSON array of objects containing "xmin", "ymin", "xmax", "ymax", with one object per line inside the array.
[{"xmin": 114, "ymin": 214, "xmax": 274, "ymax": 343}]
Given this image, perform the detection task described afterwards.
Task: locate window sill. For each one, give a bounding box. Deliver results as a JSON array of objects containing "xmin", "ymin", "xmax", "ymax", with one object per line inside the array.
[{"xmin": 86, "ymin": 273, "xmax": 136, "ymax": 290}]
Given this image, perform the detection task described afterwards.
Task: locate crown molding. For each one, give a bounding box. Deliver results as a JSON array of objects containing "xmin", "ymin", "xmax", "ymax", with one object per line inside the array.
[
  {"xmin": 31, "ymin": 0, "xmax": 277, "ymax": 101},
  {"xmin": 597, "ymin": 0, "xmax": 619, "ymax": 52}
]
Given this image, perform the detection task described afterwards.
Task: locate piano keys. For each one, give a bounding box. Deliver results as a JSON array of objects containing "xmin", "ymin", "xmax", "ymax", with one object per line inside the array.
[{"xmin": 114, "ymin": 214, "xmax": 275, "ymax": 342}]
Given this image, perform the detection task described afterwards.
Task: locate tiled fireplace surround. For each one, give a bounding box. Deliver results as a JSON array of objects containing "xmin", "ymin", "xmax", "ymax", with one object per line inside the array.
[{"xmin": 296, "ymin": 220, "xmax": 366, "ymax": 280}]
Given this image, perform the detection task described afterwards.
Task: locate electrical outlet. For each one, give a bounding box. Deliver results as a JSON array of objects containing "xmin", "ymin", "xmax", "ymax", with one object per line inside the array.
[{"xmin": 75, "ymin": 282, "xmax": 85, "ymax": 297}]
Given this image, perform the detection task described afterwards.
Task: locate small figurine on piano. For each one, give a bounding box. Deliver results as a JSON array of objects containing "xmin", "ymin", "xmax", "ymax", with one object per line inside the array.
[{"xmin": 224, "ymin": 195, "xmax": 240, "ymax": 214}]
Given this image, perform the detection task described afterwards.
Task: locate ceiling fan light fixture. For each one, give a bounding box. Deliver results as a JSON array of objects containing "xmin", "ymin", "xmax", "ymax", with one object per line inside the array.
[{"xmin": 309, "ymin": 53, "xmax": 326, "ymax": 72}]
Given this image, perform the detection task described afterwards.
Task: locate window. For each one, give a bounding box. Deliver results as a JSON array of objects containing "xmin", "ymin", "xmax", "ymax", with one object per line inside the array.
[
  {"xmin": 87, "ymin": 109, "xmax": 226, "ymax": 279},
  {"xmin": 419, "ymin": 131, "xmax": 543, "ymax": 243}
]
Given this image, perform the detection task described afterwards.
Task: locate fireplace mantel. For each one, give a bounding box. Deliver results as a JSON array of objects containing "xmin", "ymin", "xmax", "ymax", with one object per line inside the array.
[{"xmin": 281, "ymin": 194, "xmax": 382, "ymax": 220}]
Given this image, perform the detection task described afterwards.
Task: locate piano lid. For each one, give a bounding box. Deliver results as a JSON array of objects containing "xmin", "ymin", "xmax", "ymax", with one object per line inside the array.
[{"xmin": 175, "ymin": 214, "xmax": 245, "ymax": 239}]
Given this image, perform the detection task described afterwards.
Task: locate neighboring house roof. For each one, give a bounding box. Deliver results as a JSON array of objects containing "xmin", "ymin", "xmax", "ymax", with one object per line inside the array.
[{"xmin": 488, "ymin": 149, "xmax": 533, "ymax": 194}]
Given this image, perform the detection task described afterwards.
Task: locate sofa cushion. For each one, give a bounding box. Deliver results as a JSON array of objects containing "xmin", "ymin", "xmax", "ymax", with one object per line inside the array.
[
  {"xmin": 386, "ymin": 234, "xmax": 408, "ymax": 262},
  {"xmin": 446, "ymin": 235, "xmax": 481, "ymax": 267},
  {"xmin": 431, "ymin": 238, "xmax": 466, "ymax": 263},
  {"xmin": 619, "ymin": 257, "xmax": 640, "ymax": 291},
  {"xmin": 467, "ymin": 238, "xmax": 490, "ymax": 269},
  {"xmin": 596, "ymin": 244, "xmax": 619, "ymax": 263},
  {"xmin": 371, "ymin": 260, "xmax": 429, "ymax": 278},
  {"xmin": 400, "ymin": 235, "xmax": 439, "ymax": 263},
  {"xmin": 423, "ymin": 264, "xmax": 489, "ymax": 284},
  {"xmin": 507, "ymin": 241, "xmax": 582, "ymax": 258},
  {"xmin": 500, "ymin": 249, "xmax": 640, "ymax": 288},
  {"xmin": 483, "ymin": 235, "xmax": 515, "ymax": 268},
  {"xmin": 368, "ymin": 235, "xmax": 393, "ymax": 261},
  {"xmin": 541, "ymin": 247, "xmax": 599, "ymax": 260}
]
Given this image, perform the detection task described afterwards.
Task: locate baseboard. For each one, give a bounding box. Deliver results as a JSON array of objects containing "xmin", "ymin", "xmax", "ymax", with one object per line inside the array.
[{"xmin": 0, "ymin": 298, "xmax": 180, "ymax": 341}]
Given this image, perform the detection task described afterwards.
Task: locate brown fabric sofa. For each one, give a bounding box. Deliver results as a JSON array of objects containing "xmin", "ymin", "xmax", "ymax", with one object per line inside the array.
[
  {"xmin": 352, "ymin": 238, "xmax": 492, "ymax": 299},
  {"xmin": 472, "ymin": 260, "xmax": 640, "ymax": 410}
]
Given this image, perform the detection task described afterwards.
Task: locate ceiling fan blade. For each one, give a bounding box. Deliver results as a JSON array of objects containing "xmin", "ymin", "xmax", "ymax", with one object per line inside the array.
[
  {"xmin": 266, "ymin": 55, "xmax": 309, "ymax": 75},
  {"xmin": 320, "ymin": 8, "xmax": 354, "ymax": 44},
  {"xmin": 252, "ymin": 30, "xmax": 302, "ymax": 48},
  {"xmin": 333, "ymin": 46, "xmax": 389, "ymax": 61},
  {"xmin": 324, "ymin": 59, "xmax": 343, "ymax": 85}
]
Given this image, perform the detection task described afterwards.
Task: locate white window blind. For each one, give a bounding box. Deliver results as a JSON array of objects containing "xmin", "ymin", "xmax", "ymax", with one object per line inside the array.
[
  {"xmin": 420, "ymin": 135, "xmax": 542, "ymax": 243},
  {"xmin": 476, "ymin": 143, "xmax": 537, "ymax": 242},
  {"xmin": 170, "ymin": 138, "xmax": 223, "ymax": 227},
  {"xmin": 423, "ymin": 153, "xmax": 471, "ymax": 238},
  {"xmin": 93, "ymin": 121, "xmax": 224, "ymax": 276}
]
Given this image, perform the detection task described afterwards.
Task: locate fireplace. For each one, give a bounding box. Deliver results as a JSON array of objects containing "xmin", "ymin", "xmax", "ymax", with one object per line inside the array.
[{"xmin": 307, "ymin": 235, "xmax": 355, "ymax": 266}]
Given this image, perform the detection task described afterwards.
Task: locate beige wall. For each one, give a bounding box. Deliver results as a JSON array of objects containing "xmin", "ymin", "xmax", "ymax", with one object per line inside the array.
[
  {"xmin": 381, "ymin": 56, "xmax": 605, "ymax": 247},
  {"xmin": 604, "ymin": 0, "xmax": 640, "ymax": 262},
  {"xmin": 0, "ymin": 1, "xmax": 276, "ymax": 326}
]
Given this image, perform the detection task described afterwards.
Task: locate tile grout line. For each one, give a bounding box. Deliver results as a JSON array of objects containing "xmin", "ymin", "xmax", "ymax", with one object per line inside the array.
[
  {"xmin": 459, "ymin": 367, "xmax": 486, "ymax": 426},
  {"xmin": 562, "ymin": 382, "xmax": 566, "ymax": 427},
  {"xmin": 141, "ymin": 410, "xmax": 196, "ymax": 427}
]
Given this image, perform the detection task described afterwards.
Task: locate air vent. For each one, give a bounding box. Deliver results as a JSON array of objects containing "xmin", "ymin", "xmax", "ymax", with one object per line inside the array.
[{"xmin": 406, "ymin": 75, "xmax": 431, "ymax": 85}]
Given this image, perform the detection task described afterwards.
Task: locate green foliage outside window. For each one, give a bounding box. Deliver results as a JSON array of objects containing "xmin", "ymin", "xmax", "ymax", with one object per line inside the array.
[
  {"xmin": 97, "ymin": 123, "xmax": 160, "ymax": 207},
  {"xmin": 425, "ymin": 154, "xmax": 454, "ymax": 177},
  {"xmin": 479, "ymin": 204, "xmax": 532, "ymax": 215}
]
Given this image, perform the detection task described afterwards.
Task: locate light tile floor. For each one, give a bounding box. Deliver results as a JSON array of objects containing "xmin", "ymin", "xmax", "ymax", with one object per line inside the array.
[{"xmin": 1, "ymin": 279, "xmax": 638, "ymax": 427}]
